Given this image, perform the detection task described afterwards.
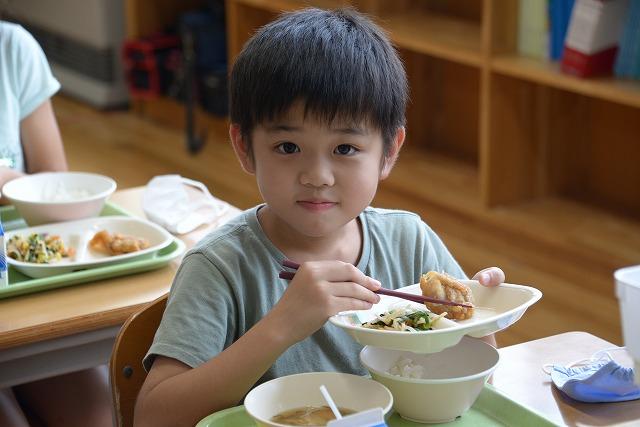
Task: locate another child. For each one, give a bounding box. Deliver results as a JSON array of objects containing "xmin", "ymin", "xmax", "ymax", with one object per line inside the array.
[
  {"xmin": 135, "ymin": 8, "xmax": 504, "ymax": 426},
  {"xmin": 0, "ymin": 21, "xmax": 112, "ymax": 427}
]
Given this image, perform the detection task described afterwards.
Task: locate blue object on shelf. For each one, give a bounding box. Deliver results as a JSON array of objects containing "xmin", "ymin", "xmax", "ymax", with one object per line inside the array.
[{"xmin": 550, "ymin": 0, "xmax": 575, "ymax": 61}]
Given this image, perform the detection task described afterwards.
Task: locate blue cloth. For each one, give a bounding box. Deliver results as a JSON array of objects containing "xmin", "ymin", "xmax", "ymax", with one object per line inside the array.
[{"xmin": 550, "ymin": 360, "xmax": 640, "ymax": 403}]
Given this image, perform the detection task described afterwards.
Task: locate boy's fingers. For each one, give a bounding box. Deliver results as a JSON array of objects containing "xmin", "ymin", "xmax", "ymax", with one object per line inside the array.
[
  {"xmin": 303, "ymin": 261, "xmax": 381, "ymax": 291},
  {"xmin": 331, "ymin": 282, "xmax": 381, "ymax": 304},
  {"xmin": 473, "ymin": 267, "xmax": 505, "ymax": 287}
]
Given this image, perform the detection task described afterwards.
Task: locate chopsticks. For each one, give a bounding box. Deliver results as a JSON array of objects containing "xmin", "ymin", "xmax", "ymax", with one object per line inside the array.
[{"xmin": 279, "ymin": 259, "xmax": 473, "ymax": 309}]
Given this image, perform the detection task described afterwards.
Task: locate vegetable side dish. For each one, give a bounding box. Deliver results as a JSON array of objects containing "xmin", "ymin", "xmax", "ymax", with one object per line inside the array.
[
  {"xmin": 361, "ymin": 307, "xmax": 446, "ymax": 331},
  {"xmin": 7, "ymin": 233, "xmax": 75, "ymax": 264}
]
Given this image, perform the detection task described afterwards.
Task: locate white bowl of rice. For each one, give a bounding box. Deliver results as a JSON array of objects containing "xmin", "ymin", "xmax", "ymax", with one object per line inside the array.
[
  {"xmin": 2, "ymin": 172, "xmax": 116, "ymax": 225},
  {"xmin": 360, "ymin": 336, "xmax": 499, "ymax": 424}
]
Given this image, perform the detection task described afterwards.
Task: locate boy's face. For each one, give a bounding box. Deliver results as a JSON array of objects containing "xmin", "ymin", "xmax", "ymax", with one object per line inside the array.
[{"xmin": 231, "ymin": 102, "xmax": 403, "ymax": 239}]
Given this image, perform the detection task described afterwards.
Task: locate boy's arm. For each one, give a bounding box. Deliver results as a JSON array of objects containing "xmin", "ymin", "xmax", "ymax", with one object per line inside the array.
[
  {"xmin": 134, "ymin": 261, "xmax": 381, "ymax": 427},
  {"xmin": 134, "ymin": 312, "xmax": 293, "ymax": 427}
]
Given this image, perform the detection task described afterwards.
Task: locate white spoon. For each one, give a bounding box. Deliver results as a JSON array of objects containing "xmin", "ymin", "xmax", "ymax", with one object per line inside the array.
[{"xmin": 319, "ymin": 384, "xmax": 342, "ymax": 420}]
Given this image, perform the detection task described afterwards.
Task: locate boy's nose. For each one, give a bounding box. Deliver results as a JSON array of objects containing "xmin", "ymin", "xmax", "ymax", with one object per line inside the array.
[{"xmin": 299, "ymin": 160, "xmax": 335, "ymax": 187}]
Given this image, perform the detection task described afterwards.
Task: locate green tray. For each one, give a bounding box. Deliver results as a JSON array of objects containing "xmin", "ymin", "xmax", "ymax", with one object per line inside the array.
[
  {"xmin": 196, "ymin": 384, "xmax": 559, "ymax": 427},
  {"xmin": 0, "ymin": 202, "xmax": 186, "ymax": 299}
]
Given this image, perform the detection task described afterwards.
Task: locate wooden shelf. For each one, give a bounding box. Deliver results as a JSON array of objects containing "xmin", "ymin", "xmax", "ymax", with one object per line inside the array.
[
  {"xmin": 231, "ymin": 0, "xmax": 345, "ymax": 15},
  {"xmin": 379, "ymin": 145, "xmax": 481, "ymax": 214},
  {"xmin": 380, "ymin": 147, "xmax": 640, "ymax": 279},
  {"xmin": 382, "ymin": 12, "xmax": 482, "ymax": 67},
  {"xmin": 491, "ymin": 55, "xmax": 640, "ymax": 109},
  {"xmin": 231, "ymin": 0, "xmax": 483, "ymax": 66}
]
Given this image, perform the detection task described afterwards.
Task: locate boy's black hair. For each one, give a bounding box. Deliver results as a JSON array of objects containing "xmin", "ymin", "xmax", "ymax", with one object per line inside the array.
[{"xmin": 229, "ymin": 7, "xmax": 408, "ymax": 155}]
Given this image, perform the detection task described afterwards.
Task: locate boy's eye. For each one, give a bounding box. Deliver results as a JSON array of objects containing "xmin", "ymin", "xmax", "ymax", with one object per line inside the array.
[
  {"xmin": 275, "ymin": 142, "xmax": 300, "ymax": 154},
  {"xmin": 334, "ymin": 144, "xmax": 358, "ymax": 155}
]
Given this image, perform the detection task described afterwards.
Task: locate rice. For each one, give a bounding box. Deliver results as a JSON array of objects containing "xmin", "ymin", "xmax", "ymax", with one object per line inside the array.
[
  {"xmin": 41, "ymin": 182, "xmax": 92, "ymax": 201},
  {"xmin": 388, "ymin": 357, "xmax": 425, "ymax": 379}
]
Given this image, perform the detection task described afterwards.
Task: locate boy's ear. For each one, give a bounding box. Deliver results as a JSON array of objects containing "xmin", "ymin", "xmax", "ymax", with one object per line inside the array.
[
  {"xmin": 229, "ymin": 124, "xmax": 255, "ymax": 174},
  {"xmin": 380, "ymin": 126, "xmax": 405, "ymax": 180}
]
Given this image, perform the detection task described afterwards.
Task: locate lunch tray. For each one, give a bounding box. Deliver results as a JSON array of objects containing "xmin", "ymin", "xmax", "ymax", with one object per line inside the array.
[
  {"xmin": 0, "ymin": 202, "xmax": 185, "ymax": 300},
  {"xmin": 196, "ymin": 383, "xmax": 560, "ymax": 427}
]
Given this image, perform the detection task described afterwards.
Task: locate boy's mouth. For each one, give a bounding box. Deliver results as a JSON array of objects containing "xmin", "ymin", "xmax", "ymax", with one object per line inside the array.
[{"xmin": 297, "ymin": 200, "xmax": 337, "ymax": 212}]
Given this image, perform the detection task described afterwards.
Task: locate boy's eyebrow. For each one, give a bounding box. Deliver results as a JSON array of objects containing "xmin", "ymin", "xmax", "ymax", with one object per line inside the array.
[{"xmin": 331, "ymin": 126, "xmax": 367, "ymax": 136}]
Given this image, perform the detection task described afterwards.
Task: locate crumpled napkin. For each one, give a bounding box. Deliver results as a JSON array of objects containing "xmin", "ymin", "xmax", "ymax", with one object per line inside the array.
[{"xmin": 142, "ymin": 175, "xmax": 228, "ymax": 235}]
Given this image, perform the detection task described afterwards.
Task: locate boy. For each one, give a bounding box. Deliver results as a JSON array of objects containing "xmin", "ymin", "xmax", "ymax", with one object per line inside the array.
[{"xmin": 135, "ymin": 8, "xmax": 503, "ymax": 426}]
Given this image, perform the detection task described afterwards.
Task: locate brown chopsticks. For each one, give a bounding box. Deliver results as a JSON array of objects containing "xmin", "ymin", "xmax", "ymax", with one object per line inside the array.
[{"xmin": 279, "ymin": 259, "xmax": 473, "ymax": 309}]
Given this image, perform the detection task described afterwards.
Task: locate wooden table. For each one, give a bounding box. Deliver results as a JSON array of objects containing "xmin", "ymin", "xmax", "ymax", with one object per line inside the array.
[
  {"xmin": 493, "ymin": 331, "xmax": 640, "ymax": 427},
  {"xmin": 0, "ymin": 187, "xmax": 240, "ymax": 387}
]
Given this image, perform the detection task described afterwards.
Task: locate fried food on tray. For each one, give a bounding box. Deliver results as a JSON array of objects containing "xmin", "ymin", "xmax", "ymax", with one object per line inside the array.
[
  {"xmin": 89, "ymin": 230, "xmax": 150, "ymax": 255},
  {"xmin": 420, "ymin": 271, "xmax": 474, "ymax": 320}
]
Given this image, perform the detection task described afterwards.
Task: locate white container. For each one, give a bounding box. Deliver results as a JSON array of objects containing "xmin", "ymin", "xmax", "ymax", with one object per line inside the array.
[
  {"xmin": 360, "ymin": 337, "xmax": 499, "ymax": 424},
  {"xmin": 0, "ymin": 220, "xmax": 7, "ymax": 288},
  {"xmin": 243, "ymin": 372, "xmax": 393, "ymax": 427},
  {"xmin": 1, "ymin": 172, "xmax": 116, "ymax": 225},
  {"xmin": 614, "ymin": 265, "xmax": 640, "ymax": 384}
]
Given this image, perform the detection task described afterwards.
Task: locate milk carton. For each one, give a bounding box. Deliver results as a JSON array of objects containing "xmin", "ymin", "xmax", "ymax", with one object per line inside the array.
[
  {"xmin": 0, "ymin": 220, "xmax": 8, "ymax": 288},
  {"xmin": 615, "ymin": 265, "xmax": 640, "ymax": 385}
]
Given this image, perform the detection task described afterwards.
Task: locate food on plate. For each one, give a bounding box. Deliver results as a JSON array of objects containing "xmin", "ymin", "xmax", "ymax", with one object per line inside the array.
[
  {"xmin": 361, "ymin": 306, "xmax": 446, "ymax": 331},
  {"xmin": 388, "ymin": 356, "xmax": 426, "ymax": 379},
  {"xmin": 271, "ymin": 405, "xmax": 356, "ymax": 425},
  {"xmin": 7, "ymin": 233, "xmax": 75, "ymax": 264},
  {"xmin": 420, "ymin": 271, "xmax": 474, "ymax": 320},
  {"xmin": 88, "ymin": 230, "xmax": 150, "ymax": 255},
  {"xmin": 42, "ymin": 181, "xmax": 92, "ymax": 201}
]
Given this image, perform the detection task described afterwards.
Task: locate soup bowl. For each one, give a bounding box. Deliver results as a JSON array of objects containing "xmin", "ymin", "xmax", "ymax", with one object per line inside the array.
[
  {"xmin": 1, "ymin": 172, "xmax": 116, "ymax": 225},
  {"xmin": 244, "ymin": 371, "xmax": 393, "ymax": 427},
  {"xmin": 360, "ymin": 336, "xmax": 499, "ymax": 424}
]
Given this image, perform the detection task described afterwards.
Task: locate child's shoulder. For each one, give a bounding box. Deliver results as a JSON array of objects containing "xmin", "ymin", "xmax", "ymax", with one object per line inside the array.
[
  {"xmin": 0, "ymin": 21, "xmax": 36, "ymax": 47},
  {"xmin": 362, "ymin": 206, "xmax": 439, "ymax": 242},
  {"xmin": 190, "ymin": 206, "xmax": 260, "ymax": 256},
  {"xmin": 362, "ymin": 206, "xmax": 423, "ymax": 225}
]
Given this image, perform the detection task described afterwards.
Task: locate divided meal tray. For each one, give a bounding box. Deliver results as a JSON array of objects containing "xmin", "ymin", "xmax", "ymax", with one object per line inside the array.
[
  {"xmin": 0, "ymin": 202, "xmax": 185, "ymax": 299},
  {"xmin": 196, "ymin": 383, "xmax": 559, "ymax": 426}
]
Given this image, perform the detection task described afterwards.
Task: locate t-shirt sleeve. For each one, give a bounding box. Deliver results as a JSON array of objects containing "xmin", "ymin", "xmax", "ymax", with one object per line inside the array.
[
  {"xmin": 11, "ymin": 25, "xmax": 60, "ymax": 119},
  {"xmin": 143, "ymin": 251, "xmax": 237, "ymax": 372}
]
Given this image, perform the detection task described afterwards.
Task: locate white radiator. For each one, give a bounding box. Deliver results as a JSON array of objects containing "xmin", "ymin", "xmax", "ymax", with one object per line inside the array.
[{"xmin": 5, "ymin": 0, "xmax": 128, "ymax": 108}]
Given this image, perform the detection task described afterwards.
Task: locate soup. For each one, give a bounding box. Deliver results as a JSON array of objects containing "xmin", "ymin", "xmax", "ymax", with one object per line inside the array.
[{"xmin": 271, "ymin": 405, "xmax": 356, "ymax": 426}]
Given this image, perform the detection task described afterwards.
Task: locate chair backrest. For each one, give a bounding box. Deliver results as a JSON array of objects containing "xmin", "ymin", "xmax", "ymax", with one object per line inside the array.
[{"xmin": 110, "ymin": 294, "xmax": 168, "ymax": 427}]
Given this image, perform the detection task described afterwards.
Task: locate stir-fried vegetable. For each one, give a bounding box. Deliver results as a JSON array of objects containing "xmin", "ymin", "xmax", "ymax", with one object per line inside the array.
[
  {"xmin": 7, "ymin": 233, "xmax": 74, "ymax": 264},
  {"xmin": 361, "ymin": 307, "xmax": 445, "ymax": 331}
]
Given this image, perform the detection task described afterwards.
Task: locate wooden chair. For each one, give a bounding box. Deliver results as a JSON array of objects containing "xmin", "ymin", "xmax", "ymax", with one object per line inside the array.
[{"xmin": 110, "ymin": 294, "xmax": 168, "ymax": 427}]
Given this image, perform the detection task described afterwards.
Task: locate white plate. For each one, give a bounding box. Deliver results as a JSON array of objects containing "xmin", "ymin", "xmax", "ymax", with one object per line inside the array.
[
  {"xmin": 329, "ymin": 280, "xmax": 542, "ymax": 354},
  {"xmin": 6, "ymin": 216, "xmax": 174, "ymax": 278}
]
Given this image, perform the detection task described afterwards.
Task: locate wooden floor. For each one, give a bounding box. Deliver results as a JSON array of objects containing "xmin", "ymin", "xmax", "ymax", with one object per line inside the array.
[{"xmin": 56, "ymin": 94, "xmax": 625, "ymax": 348}]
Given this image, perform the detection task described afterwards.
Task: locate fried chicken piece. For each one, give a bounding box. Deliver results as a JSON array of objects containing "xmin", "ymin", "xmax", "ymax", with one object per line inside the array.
[
  {"xmin": 420, "ymin": 271, "xmax": 474, "ymax": 320},
  {"xmin": 89, "ymin": 230, "xmax": 150, "ymax": 255}
]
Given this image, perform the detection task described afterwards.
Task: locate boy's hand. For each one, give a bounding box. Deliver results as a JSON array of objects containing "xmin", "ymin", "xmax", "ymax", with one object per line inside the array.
[
  {"xmin": 472, "ymin": 267, "xmax": 505, "ymax": 287},
  {"xmin": 270, "ymin": 260, "xmax": 381, "ymax": 343}
]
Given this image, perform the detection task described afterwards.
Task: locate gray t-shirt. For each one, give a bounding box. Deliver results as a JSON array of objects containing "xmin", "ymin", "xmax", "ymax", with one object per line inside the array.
[{"xmin": 144, "ymin": 206, "xmax": 466, "ymax": 384}]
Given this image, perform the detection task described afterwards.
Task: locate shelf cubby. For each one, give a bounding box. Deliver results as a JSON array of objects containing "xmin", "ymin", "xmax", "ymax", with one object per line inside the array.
[{"xmin": 491, "ymin": 55, "xmax": 640, "ymax": 110}]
